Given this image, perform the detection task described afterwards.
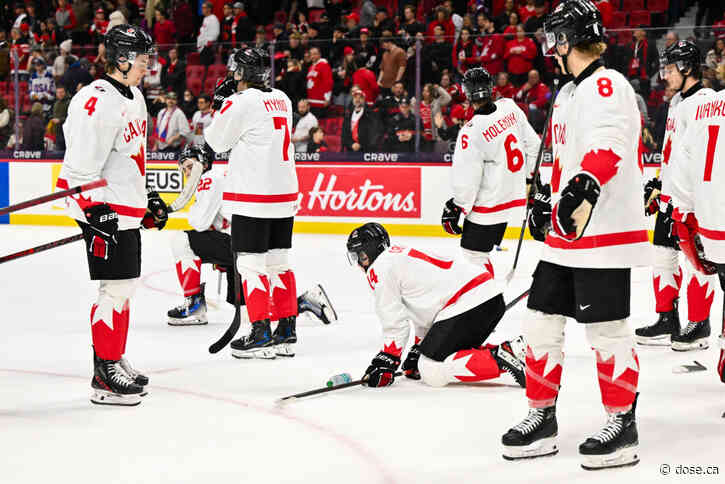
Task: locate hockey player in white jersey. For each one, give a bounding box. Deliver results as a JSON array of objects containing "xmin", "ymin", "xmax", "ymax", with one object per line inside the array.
[
  {"xmin": 57, "ymin": 25, "xmax": 166, "ymax": 406},
  {"xmin": 637, "ymin": 40, "xmax": 715, "ymax": 350},
  {"xmin": 166, "ymin": 145, "xmax": 337, "ymax": 355},
  {"xmin": 501, "ymin": 1, "xmax": 647, "ymax": 469},
  {"xmin": 442, "ymin": 67, "xmax": 540, "ymax": 271},
  {"xmin": 346, "ymin": 223, "xmax": 526, "ymax": 389},
  {"xmin": 204, "ymin": 48, "xmax": 300, "ymax": 359}
]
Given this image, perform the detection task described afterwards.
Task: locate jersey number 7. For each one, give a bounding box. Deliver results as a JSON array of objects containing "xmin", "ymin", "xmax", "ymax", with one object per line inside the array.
[{"xmin": 273, "ymin": 117, "xmax": 291, "ymax": 162}]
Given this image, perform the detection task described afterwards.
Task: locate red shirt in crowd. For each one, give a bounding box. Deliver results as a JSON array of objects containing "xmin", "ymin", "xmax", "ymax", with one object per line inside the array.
[
  {"xmin": 307, "ymin": 58, "xmax": 333, "ymax": 108},
  {"xmin": 504, "ymin": 37, "xmax": 537, "ymax": 75},
  {"xmin": 477, "ymin": 32, "xmax": 506, "ymax": 76},
  {"xmin": 595, "ymin": 0, "xmax": 614, "ymax": 29},
  {"xmin": 452, "ymin": 38, "xmax": 478, "ymax": 71},
  {"xmin": 56, "ymin": 4, "xmax": 77, "ymax": 31},
  {"xmin": 154, "ymin": 19, "xmax": 176, "ymax": 47},
  {"xmin": 519, "ymin": 4, "xmax": 537, "ymax": 24},
  {"xmin": 426, "ymin": 19, "xmax": 455, "ymax": 43},
  {"xmin": 352, "ymin": 68, "xmax": 379, "ymax": 106},
  {"xmin": 493, "ymin": 83, "xmax": 517, "ymax": 100},
  {"xmin": 514, "ymin": 82, "xmax": 551, "ymax": 110}
]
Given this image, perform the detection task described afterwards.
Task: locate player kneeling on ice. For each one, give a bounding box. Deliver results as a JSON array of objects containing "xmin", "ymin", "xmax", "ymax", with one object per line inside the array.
[
  {"xmin": 167, "ymin": 144, "xmax": 337, "ymax": 354},
  {"xmin": 57, "ymin": 25, "xmax": 161, "ymax": 406},
  {"xmin": 346, "ymin": 223, "xmax": 526, "ymax": 389}
]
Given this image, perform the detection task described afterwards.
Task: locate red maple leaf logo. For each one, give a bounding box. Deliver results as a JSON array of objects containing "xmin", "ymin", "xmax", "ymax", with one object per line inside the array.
[
  {"xmin": 130, "ymin": 145, "xmax": 145, "ymax": 176},
  {"xmin": 551, "ymin": 156, "xmax": 562, "ymax": 193},
  {"xmin": 382, "ymin": 340, "xmax": 403, "ymax": 357},
  {"xmin": 580, "ymin": 148, "xmax": 621, "ymax": 186},
  {"xmin": 662, "ymin": 138, "xmax": 672, "ymax": 166}
]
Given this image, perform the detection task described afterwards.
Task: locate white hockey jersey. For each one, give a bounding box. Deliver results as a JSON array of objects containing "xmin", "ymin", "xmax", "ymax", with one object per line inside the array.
[
  {"xmin": 367, "ymin": 245, "xmax": 501, "ymax": 357},
  {"xmin": 57, "ymin": 78, "xmax": 148, "ymax": 230},
  {"xmin": 190, "ymin": 109, "xmax": 214, "ymax": 147},
  {"xmin": 188, "ymin": 168, "xmax": 230, "ymax": 233},
  {"xmin": 29, "ymin": 68, "xmax": 55, "ymax": 110},
  {"xmin": 205, "ymin": 87, "xmax": 298, "ymax": 218},
  {"xmin": 543, "ymin": 67, "xmax": 649, "ymax": 268},
  {"xmin": 659, "ymin": 85, "xmax": 715, "ymax": 206},
  {"xmin": 451, "ymin": 97, "xmax": 540, "ymax": 225},
  {"xmin": 668, "ymin": 90, "xmax": 725, "ymax": 263}
]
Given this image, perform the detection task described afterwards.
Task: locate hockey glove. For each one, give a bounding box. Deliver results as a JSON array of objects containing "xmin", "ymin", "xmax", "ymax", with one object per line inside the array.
[
  {"xmin": 552, "ymin": 174, "xmax": 600, "ymax": 241},
  {"xmin": 402, "ymin": 344, "xmax": 421, "ymax": 380},
  {"xmin": 441, "ymin": 198, "xmax": 464, "ymax": 235},
  {"xmin": 643, "ymin": 177, "xmax": 661, "ymax": 216},
  {"xmin": 674, "ymin": 212, "xmax": 716, "ymax": 275},
  {"xmin": 528, "ymin": 183, "xmax": 551, "ymax": 242},
  {"xmin": 84, "ymin": 204, "xmax": 118, "ymax": 260},
  {"xmin": 364, "ymin": 351, "xmax": 401, "ymax": 387},
  {"xmin": 212, "ymin": 76, "xmax": 237, "ymax": 111},
  {"xmin": 142, "ymin": 190, "xmax": 169, "ymax": 230}
]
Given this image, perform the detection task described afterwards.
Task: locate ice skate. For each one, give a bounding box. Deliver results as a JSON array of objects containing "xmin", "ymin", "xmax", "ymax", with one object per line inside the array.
[
  {"xmin": 231, "ymin": 320, "xmax": 276, "ymax": 359},
  {"xmin": 502, "ymin": 406, "xmax": 558, "ymax": 460},
  {"xmin": 119, "ymin": 356, "xmax": 149, "ymax": 396},
  {"xmin": 273, "ymin": 316, "xmax": 297, "ymax": 357},
  {"xmin": 298, "ymin": 284, "xmax": 337, "ymax": 324},
  {"xmin": 579, "ymin": 397, "xmax": 639, "ymax": 470},
  {"xmin": 168, "ymin": 283, "xmax": 208, "ymax": 326},
  {"xmin": 90, "ymin": 350, "xmax": 143, "ymax": 406},
  {"xmin": 671, "ymin": 319, "xmax": 710, "ymax": 351},
  {"xmin": 494, "ymin": 337, "xmax": 526, "ymax": 388},
  {"xmin": 635, "ymin": 300, "xmax": 678, "ymax": 346}
]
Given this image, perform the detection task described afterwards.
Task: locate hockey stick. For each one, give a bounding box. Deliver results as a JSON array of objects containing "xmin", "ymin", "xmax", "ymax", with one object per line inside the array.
[
  {"xmin": 209, "ymin": 252, "xmax": 241, "ymax": 353},
  {"xmin": 276, "ymin": 288, "xmax": 531, "ymax": 404},
  {"xmin": 0, "ymin": 179, "xmax": 107, "ymax": 216},
  {"xmin": 505, "ymin": 79, "xmax": 560, "ymax": 285},
  {"xmin": 0, "ymin": 233, "xmax": 84, "ymax": 264}
]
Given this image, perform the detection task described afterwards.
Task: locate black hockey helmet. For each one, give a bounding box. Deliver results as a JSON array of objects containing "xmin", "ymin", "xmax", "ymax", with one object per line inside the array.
[
  {"xmin": 659, "ymin": 40, "xmax": 701, "ymax": 81},
  {"xmin": 542, "ymin": 0, "xmax": 603, "ymax": 57},
  {"xmin": 462, "ymin": 67, "xmax": 494, "ymax": 104},
  {"xmin": 227, "ymin": 47, "xmax": 271, "ymax": 87},
  {"xmin": 179, "ymin": 143, "xmax": 213, "ymax": 172},
  {"xmin": 346, "ymin": 223, "xmax": 390, "ymax": 270},
  {"xmin": 104, "ymin": 24, "xmax": 155, "ymax": 77}
]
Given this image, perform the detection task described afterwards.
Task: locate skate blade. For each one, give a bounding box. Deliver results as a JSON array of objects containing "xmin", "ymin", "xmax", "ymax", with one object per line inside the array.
[
  {"xmin": 671, "ymin": 338, "xmax": 709, "ymax": 351},
  {"xmin": 635, "ymin": 335, "xmax": 671, "ymax": 346},
  {"xmin": 168, "ymin": 317, "xmax": 208, "ymax": 326},
  {"xmin": 275, "ymin": 343, "xmax": 295, "ymax": 357},
  {"xmin": 231, "ymin": 346, "xmax": 277, "ymax": 359},
  {"xmin": 581, "ymin": 446, "xmax": 639, "ymax": 470},
  {"xmin": 90, "ymin": 389, "xmax": 142, "ymax": 406},
  {"xmin": 317, "ymin": 285, "xmax": 338, "ymax": 322},
  {"xmin": 502, "ymin": 436, "xmax": 558, "ymax": 460}
]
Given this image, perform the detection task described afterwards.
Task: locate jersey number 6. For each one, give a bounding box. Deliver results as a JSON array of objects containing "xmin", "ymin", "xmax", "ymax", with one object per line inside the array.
[
  {"xmin": 504, "ymin": 134, "xmax": 524, "ymax": 172},
  {"xmin": 273, "ymin": 116, "xmax": 291, "ymax": 162}
]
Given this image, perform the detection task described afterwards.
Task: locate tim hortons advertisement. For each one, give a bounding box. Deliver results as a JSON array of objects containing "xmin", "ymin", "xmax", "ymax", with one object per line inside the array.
[{"xmin": 297, "ymin": 166, "xmax": 421, "ymax": 218}]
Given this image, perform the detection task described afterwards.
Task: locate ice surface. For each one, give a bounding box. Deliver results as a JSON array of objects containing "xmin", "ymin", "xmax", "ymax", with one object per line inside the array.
[{"xmin": 1, "ymin": 225, "xmax": 723, "ymax": 484}]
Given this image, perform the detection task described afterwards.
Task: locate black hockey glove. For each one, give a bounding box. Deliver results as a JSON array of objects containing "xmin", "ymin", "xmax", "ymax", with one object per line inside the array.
[
  {"xmin": 84, "ymin": 203, "xmax": 118, "ymax": 260},
  {"xmin": 364, "ymin": 351, "xmax": 401, "ymax": 388},
  {"xmin": 552, "ymin": 174, "xmax": 600, "ymax": 241},
  {"xmin": 142, "ymin": 190, "xmax": 169, "ymax": 230},
  {"xmin": 212, "ymin": 76, "xmax": 237, "ymax": 111},
  {"xmin": 402, "ymin": 344, "xmax": 421, "ymax": 380},
  {"xmin": 644, "ymin": 177, "xmax": 661, "ymax": 216},
  {"xmin": 528, "ymin": 183, "xmax": 551, "ymax": 242},
  {"xmin": 441, "ymin": 198, "xmax": 464, "ymax": 235}
]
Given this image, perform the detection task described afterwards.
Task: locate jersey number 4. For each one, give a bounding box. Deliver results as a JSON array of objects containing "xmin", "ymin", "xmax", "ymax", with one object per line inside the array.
[
  {"xmin": 273, "ymin": 117, "xmax": 291, "ymax": 161},
  {"xmin": 84, "ymin": 97, "xmax": 98, "ymax": 116},
  {"xmin": 704, "ymin": 125, "xmax": 721, "ymax": 182}
]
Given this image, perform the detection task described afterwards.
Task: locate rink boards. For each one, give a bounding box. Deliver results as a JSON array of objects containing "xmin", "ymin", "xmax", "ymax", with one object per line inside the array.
[{"xmin": 0, "ymin": 156, "xmax": 659, "ymax": 238}]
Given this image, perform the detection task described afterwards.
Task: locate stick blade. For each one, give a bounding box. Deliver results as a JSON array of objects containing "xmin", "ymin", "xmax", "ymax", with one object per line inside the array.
[{"xmin": 208, "ymin": 308, "xmax": 241, "ymax": 353}]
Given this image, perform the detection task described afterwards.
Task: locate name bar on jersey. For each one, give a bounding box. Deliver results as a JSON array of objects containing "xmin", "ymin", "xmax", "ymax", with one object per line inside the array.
[{"xmin": 695, "ymin": 99, "xmax": 725, "ymax": 121}]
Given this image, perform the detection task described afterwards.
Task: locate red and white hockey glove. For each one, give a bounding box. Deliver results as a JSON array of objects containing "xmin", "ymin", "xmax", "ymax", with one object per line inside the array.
[
  {"xmin": 441, "ymin": 198, "xmax": 464, "ymax": 235},
  {"xmin": 142, "ymin": 190, "xmax": 169, "ymax": 230},
  {"xmin": 673, "ymin": 213, "xmax": 717, "ymax": 275},
  {"xmin": 551, "ymin": 174, "xmax": 600, "ymax": 241},
  {"xmin": 84, "ymin": 204, "xmax": 118, "ymax": 260},
  {"xmin": 364, "ymin": 351, "xmax": 401, "ymax": 387}
]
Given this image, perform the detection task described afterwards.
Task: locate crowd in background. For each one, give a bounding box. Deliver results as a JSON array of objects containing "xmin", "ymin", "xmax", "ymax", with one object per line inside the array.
[{"xmin": 0, "ymin": 0, "xmax": 724, "ymax": 154}]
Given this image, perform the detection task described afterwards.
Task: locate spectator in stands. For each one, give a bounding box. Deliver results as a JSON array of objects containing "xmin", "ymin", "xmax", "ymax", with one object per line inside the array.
[
  {"xmin": 55, "ymin": 0, "xmax": 78, "ymax": 36},
  {"xmin": 453, "ymin": 27, "xmax": 477, "ymax": 75},
  {"xmin": 360, "ymin": 0, "xmax": 377, "ymax": 28},
  {"xmin": 22, "ymin": 103, "xmax": 45, "ymax": 150},
  {"xmin": 307, "ymin": 126, "xmax": 328, "ymax": 153},
  {"xmin": 386, "ymin": 97, "xmax": 415, "ymax": 152},
  {"xmin": 253, "ymin": 26, "xmax": 268, "ymax": 50},
  {"xmin": 503, "ymin": 12, "xmax": 521, "ymax": 40},
  {"xmin": 108, "ymin": 9, "xmax": 127, "ymax": 31},
  {"xmin": 375, "ymin": 80, "xmax": 407, "ymax": 132},
  {"xmin": 328, "ymin": 26, "xmax": 347, "ymax": 67},
  {"xmin": 412, "ymin": 83, "xmax": 451, "ymax": 152},
  {"xmin": 401, "ymin": 4, "xmax": 425, "ymax": 37},
  {"xmin": 477, "ymin": 15, "xmax": 506, "ymax": 76},
  {"xmin": 292, "ymin": 99, "xmax": 318, "ymax": 152},
  {"xmin": 440, "ymin": 72, "xmax": 465, "ymax": 104},
  {"xmin": 190, "ymin": 94, "xmax": 214, "ymax": 146},
  {"xmin": 221, "ymin": 3, "xmax": 234, "ymax": 45},
  {"xmin": 504, "ymin": 25, "xmax": 536, "ymax": 85},
  {"xmin": 232, "ymin": 2, "xmax": 254, "ymax": 43},
  {"xmin": 664, "ymin": 30, "xmax": 679, "ymax": 49},
  {"xmin": 373, "ymin": 7, "xmax": 396, "ymax": 38},
  {"xmin": 344, "ymin": 12, "xmax": 361, "ymax": 38},
  {"xmin": 154, "ymin": 9, "xmax": 176, "ymax": 50},
  {"xmin": 342, "ymin": 86, "xmax": 379, "ymax": 152},
  {"xmin": 13, "ymin": 4, "xmax": 28, "ymax": 30},
  {"xmin": 356, "ymin": 28, "xmax": 379, "ymax": 71},
  {"xmin": 180, "ymin": 90, "xmax": 197, "ymax": 119},
  {"xmin": 279, "ymin": 58, "xmax": 306, "ymax": 107},
  {"xmin": 425, "ymin": 25, "xmax": 453, "ymax": 81},
  {"xmin": 524, "ymin": 1, "xmax": 547, "ymax": 34},
  {"xmin": 144, "ymin": 55, "xmax": 165, "ymax": 104},
  {"xmin": 53, "ymin": 39, "xmax": 73, "ymax": 79},
  {"xmin": 427, "ymin": 6, "xmax": 455, "ymax": 43},
  {"xmin": 715, "ymin": 13, "xmax": 725, "ymax": 40},
  {"xmin": 435, "ymin": 102, "xmax": 466, "ymax": 150},
  {"xmin": 519, "ymin": 0, "xmax": 537, "ymax": 25},
  {"xmin": 353, "ymin": 62, "xmax": 379, "ymax": 107},
  {"xmin": 89, "ymin": 8, "xmax": 109, "ymax": 45},
  {"xmin": 495, "ymin": 0, "xmax": 517, "ymax": 33},
  {"xmin": 624, "ymin": 27, "xmax": 658, "ymax": 100},
  {"xmin": 378, "ymin": 35, "xmax": 407, "ymax": 97},
  {"xmin": 51, "ymin": 85, "xmax": 70, "ymax": 150},
  {"xmin": 514, "ymin": 69, "xmax": 550, "ymax": 132},
  {"xmin": 197, "ymin": 1, "xmax": 220, "ymax": 66},
  {"xmin": 0, "ymin": 97, "xmax": 12, "ymax": 149},
  {"xmin": 595, "ymin": 0, "xmax": 614, "ymax": 29},
  {"xmin": 29, "ymin": 57, "xmax": 55, "ymax": 119},
  {"xmin": 9, "ymin": 27, "xmax": 31, "ymax": 80},
  {"xmin": 155, "ymin": 92, "xmax": 190, "ymax": 152},
  {"xmin": 307, "ymin": 47, "xmax": 333, "ymax": 118},
  {"xmin": 62, "ymin": 58, "xmax": 93, "ymax": 95},
  {"xmin": 161, "ymin": 47, "xmax": 185, "ymax": 97}
]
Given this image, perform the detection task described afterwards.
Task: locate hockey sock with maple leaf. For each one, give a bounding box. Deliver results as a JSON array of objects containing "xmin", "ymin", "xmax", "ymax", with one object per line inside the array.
[
  {"xmin": 652, "ymin": 246, "xmax": 682, "ymax": 313},
  {"xmin": 686, "ymin": 269, "xmax": 715, "ymax": 323},
  {"xmin": 270, "ymin": 270, "xmax": 298, "ymax": 320},
  {"xmin": 587, "ymin": 320, "xmax": 639, "ymax": 413},
  {"xmin": 237, "ymin": 253, "xmax": 271, "ymax": 322},
  {"xmin": 171, "ymin": 232, "xmax": 202, "ymax": 296},
  {"xmin": 524, "ymin": 312, "xmax": 565, "ymax": 408},
  {"xmin": 91, "ymin": 280, "xmax": 136, "ymax": 361}
]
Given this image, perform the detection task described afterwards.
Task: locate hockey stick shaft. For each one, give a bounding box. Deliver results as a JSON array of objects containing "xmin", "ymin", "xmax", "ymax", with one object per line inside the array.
[
  {"xmin": 0, "ymin": 179, "xmax": 107, "ymax": 216},
  {"xmin": 0, "ymin": 233, "xmax": 84, "ymax": 264},
  {"xmin": 507, "ymin": 79, "xmax": 560, "ymax": 281},
  {"xmin": 209, "ymin": 252, "xmax": 241, "ymax": 353}
]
